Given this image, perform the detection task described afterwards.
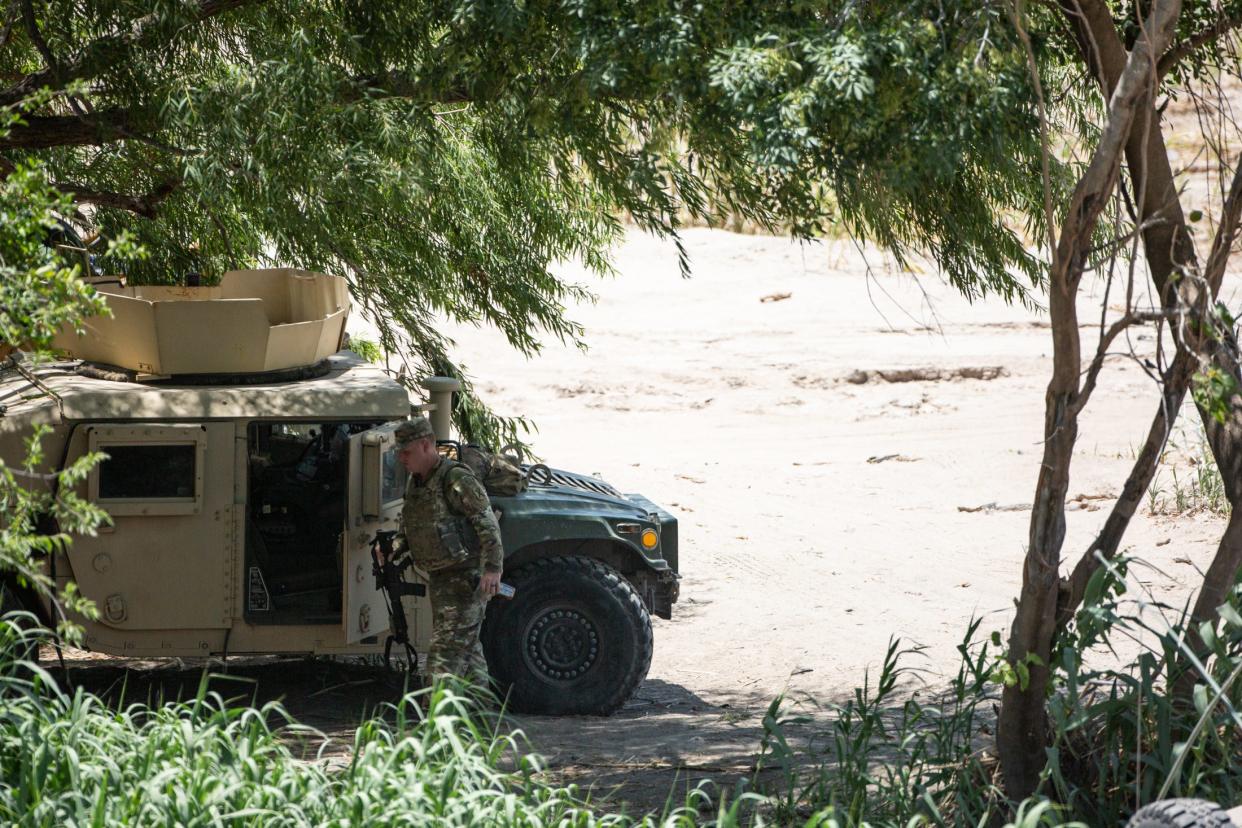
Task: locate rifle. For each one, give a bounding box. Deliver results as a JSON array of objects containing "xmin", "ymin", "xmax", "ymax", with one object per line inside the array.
[{"xmin": 369, "ymin": 530, "xmax": 426, "ymax": 673}]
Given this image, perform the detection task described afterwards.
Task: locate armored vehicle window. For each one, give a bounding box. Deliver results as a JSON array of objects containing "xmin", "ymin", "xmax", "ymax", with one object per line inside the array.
[
  {"xmin": 87, "ymin": 425, "xmax": 207, "ymax": 516},
  {"xmin": 98, "ymin": 445, "xmax": 196, "ymax": 499},
  {"xmin": 381, "ymin": 442, "xmax": 407, "ymax": 504}
]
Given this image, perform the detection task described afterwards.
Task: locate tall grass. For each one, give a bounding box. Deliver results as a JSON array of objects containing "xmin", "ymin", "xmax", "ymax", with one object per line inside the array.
[
  {"xmin": 0, "ymin": 615, "xmax": 751, "ymax": 827},
  {"xmin": 1147, "ymin": 425, "xmax": 1230, "ymax": 516},
  {"xmin": 6, "ymin": 564, "xmax": 1242, "ymax": 828},
  {"xmin": 753, "ymin": 623, "xmax": 1019, "ymax": 827},
  {"xmin": 1040, "ymin": 557, "xmax": 1242, "ymax": 823},
  {"xmin": 750, "ymin": 558, "xmax": 1242, "ymax": 826}
]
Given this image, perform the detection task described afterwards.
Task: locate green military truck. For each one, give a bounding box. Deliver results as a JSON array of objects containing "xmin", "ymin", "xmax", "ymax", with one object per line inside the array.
[{"xmin": 0, "ymin": 269, "xmax": 679, "ymax": 714}]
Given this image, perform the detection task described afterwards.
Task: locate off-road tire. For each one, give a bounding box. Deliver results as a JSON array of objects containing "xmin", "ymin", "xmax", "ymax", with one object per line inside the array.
[
  {"xmin": 481, "ymin": 555, "xmax": 652, "ymax": 715},
  {"xmin": 1126, "ymin": 799, "xmax": 1232, "ymax": 828}
]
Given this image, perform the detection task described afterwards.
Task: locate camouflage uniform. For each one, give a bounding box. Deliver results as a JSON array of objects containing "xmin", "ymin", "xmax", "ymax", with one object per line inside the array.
[{"xmin": 396, "ymin": 419, "xmax": 503, "ymax": 686}]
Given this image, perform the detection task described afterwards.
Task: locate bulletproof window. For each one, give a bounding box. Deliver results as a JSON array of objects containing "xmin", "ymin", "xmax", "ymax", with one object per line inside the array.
[
  {"xmin": 381, "ymin": 442, "xmax": 408, "ymax": 504},
  {"xmin": 98, "ymin": 444, "xmax": 197, "ymax": 499},
  {"xmin": 357, "ymin": 422, "xmax": 407, "ymax": 519},
  {"xmin": 88, "ymin": 425, "xmax": 207, "ymax": 516}
]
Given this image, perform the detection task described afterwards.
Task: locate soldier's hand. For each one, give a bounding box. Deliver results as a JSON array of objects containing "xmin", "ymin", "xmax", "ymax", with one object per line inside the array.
[{"xmin": 478, "ymin": 570, "xmax": 501, "ymax": 599}]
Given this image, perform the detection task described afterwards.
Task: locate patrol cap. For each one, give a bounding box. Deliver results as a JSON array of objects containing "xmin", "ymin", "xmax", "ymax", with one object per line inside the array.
[{"xmin": 394, "ymin": 417, "xmax": 435, "ymax": 445}]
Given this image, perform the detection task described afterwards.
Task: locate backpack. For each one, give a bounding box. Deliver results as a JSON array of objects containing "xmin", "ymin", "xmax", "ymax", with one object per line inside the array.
[{"xmin": 453, "ymin": 443, "xmax": 529, "ymax": 497}]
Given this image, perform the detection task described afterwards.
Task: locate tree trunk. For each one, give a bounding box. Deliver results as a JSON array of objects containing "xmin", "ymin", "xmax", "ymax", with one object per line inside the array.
[
  {"xmin": 998, "ymin": 0, "xmax": 1183, "ymax": 799},
  {"xmin": 1189, "ymin": 506, "xmax": 1242, "ymax": 635},
  {"xmin": 1180, "ymin": 164, "xmax": 1242, "ymax": 655},
  {"xmin": 1058, "ymin": 351, "xmax": 1194, "ymax": 623},
  {"xmin": 1179, "ymin": 388, "xmax": 1242, "ymax": 686},
  {"xmin": 998, "ymin": 363, "xmax": 1079, "ymax": 796}
]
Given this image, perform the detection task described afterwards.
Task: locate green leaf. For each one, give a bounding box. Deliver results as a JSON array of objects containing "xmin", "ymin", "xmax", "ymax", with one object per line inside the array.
[
  {"xmin": 1198, "ymin": 620, "xmax": 1219, "ymax": 653},
  {"xmin": 1083, "ymin": 566, "xmax": 1109, "ymax": 608},
  {"xmin": 1193, "ymin": 683, "xmax": 1209, "ymax": 716},
  {"xmin": 1217, "ymin": 602, "xmax": 1242, "ymax": 629}
]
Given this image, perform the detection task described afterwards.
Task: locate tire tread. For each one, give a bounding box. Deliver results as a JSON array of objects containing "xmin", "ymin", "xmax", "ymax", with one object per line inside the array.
[
  {"xmin": 1127, "ymin": 798, "xmax": 1233, "ymax": 828},
  {"xmin": 489, "ymin": 555, "xmax": 653, "ymax": 714}
]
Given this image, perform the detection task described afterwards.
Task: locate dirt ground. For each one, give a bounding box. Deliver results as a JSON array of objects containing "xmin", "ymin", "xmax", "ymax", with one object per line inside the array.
[
  {"xmin": 433, "ymin": 227, "xmax": 1238, "ymax": 810},
  {"xmin": 50, "ymin": 224, "xmax": 1240, "ymax": 815}
]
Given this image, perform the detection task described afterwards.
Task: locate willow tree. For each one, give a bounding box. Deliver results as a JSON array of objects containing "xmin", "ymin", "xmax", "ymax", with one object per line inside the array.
[{"xmin": 1, "ymin": 0, "xmax": 1049, "ymax": 441}]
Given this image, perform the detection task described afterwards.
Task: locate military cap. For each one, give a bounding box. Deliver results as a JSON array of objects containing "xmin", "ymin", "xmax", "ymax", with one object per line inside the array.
[{"xmin": 394, "ymin": 417, "xmax": 435, "ymax": 445}]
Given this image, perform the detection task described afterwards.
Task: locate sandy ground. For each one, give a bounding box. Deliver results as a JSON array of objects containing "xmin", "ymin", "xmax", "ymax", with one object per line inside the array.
[
  {"xmin": 409, "ymin": 226, "xmax": 1236, "ymax": 809},
  {"xmin": 49, "ymin": 225, "xmax": 1240, "ymax": 813}
]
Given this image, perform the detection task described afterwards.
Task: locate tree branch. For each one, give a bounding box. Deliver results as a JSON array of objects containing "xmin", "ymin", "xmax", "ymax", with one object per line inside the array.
[
  {"xmin": 1073, "ymin": 310, "xmax": 1175, "ymax": 414},
  {"xmin": 342, "ymin": 71, "xmax": 472, "ymax": 105},
  {"xmin": 1204, "ymin": 159, "xmax": 1242, "ymax": 296},
  {"xmin": 0, "ymin": 71, "xmax": 469, "ymax": 153},
  {"xmin": 1051, "ymin": 0, "xmax": 1179, "ymax": 293},
  {"xmin": 55, "ymin": 177, "xmax": 180, "ymax": 218},
  {"xmin": 0, "ymin": 1, "xmax": 17, "ymax": 51},
  {"xmin": 1005, "ymin": 0, "xmax": 1058, "ymax": 256},
  {"xmin": 20, "ymin": 0, "xmax": 61, "ymax": 80},
  {"xmin": 0, "ymin": 110, "xmax": 142, "ymax": 149},
  {"xmin": 1057, "ymin": 344, "xmax": 1196, "ymax": 623},
  {"xmin": 1058, "ymin": 0, "xmax": 1118, "ymax": 97},
  {"xmin": 1158, "ymin": 11, "xmax": 1242, "ymax": 77},
  {"xmin": 200, "ymin": 199, "xmax": 238, "ymax": 266},
  {"xmin": 0, "ymin": 0, "xmax": 267, "ymax": 108}
]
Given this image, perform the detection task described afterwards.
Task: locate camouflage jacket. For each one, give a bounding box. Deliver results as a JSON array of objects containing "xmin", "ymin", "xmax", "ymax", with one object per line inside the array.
[{"xmin": 402, "ymin": 458, "xmax": 503, "ymax": 574}]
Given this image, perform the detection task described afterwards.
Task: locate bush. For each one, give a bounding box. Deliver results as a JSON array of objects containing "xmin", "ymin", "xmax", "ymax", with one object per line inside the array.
[{"xmin": 750, "ymin": 559, "xmax": 1242, "ymax": 827}]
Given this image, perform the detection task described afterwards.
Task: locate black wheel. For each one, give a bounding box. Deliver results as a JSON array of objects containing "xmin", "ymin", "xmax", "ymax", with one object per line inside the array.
[
  {"xmin": 1127, "ymin": 799, "xmax": 1232, "ymax": 828},
  {"xmin": 481, "ymin": 555, "xmax": 652, "ymax": 715}
]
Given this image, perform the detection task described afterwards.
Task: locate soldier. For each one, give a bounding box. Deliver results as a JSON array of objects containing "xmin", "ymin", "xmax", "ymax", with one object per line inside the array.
[{"xmin": 392, "ymin": 417, "xmax": 503, "ymax": 688}]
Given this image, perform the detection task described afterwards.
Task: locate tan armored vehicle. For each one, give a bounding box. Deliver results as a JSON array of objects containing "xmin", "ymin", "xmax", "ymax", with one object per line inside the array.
[{"xmin": 0, "ymin": 270, "xmax": 679, "ymax": 714}]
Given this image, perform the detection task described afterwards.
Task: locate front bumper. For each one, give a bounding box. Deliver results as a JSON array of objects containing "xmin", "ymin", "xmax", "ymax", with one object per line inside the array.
[{"xmin": 626, "ymin": 493, "xmax": 680, "ymax": 619}]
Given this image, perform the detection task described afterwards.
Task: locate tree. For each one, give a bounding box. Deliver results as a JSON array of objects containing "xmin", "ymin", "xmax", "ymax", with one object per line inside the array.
[
  {"xmin": 674, "ymin": 0, "xmax": 1242, "ymax": 801},
  {"xmin": 0, "ymin": 110, "xmax": 112, "ymax": 636},
  {"xmin": 20, "ymin": 0, "xmax": 1242, "ymax": 804},
  {"xmin": 0, "ymin": 0, "xmax": 1051, "ymax": 442},
  {"xmin": 989, "ymin": 0, "xmax": 1242, "ymax": 799}
]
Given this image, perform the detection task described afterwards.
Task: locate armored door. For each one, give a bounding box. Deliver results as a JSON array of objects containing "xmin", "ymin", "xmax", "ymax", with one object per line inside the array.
[
  {"xmin": 68, "ymin": 423, "xmax": 234, "ymax": 633},
  {"xmin": 341, "ymin": 422, "xmax": 409, "ymax": 644}
]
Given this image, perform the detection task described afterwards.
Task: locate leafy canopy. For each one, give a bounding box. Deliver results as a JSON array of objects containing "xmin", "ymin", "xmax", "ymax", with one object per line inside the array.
[
  {"xmin": 0, "ymin": 110, "xmax": 112, "ymax": 632},
  {"xmin": 3, "ymin": 0, "xmax": 1051, "ymax": 440}
]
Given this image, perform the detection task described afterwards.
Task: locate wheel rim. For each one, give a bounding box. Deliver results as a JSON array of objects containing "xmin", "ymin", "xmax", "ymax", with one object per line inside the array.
[{"xmin": 523, "ymin": 606, "xmax": 599, "ymax": 681}]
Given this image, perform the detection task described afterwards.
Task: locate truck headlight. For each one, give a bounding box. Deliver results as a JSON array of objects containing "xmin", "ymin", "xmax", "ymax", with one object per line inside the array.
[{"xmin": 640, "ymin": 528, "xmax": 659, "ymax": 550}]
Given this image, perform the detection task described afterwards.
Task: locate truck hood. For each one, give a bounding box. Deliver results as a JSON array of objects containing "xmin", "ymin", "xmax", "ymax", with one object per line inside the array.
[
  {"xmin": 492, "ymin": 465, "xmax": 679, "ymax": 576},
  {"xmin": 496, "ymin": 466, "xmax": 653, "ymax": 520}
]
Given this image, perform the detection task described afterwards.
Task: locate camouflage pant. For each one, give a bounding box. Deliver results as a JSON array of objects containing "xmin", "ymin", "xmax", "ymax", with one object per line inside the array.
[{"xmin": 425, "ymin": 568, "xmax": 489, "ymax": 687}]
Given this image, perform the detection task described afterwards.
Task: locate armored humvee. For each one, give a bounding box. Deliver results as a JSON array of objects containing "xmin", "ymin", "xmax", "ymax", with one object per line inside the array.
[{"xmin": 0, "ymin": 269, "xmax": 679, "ymax": 714}]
